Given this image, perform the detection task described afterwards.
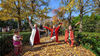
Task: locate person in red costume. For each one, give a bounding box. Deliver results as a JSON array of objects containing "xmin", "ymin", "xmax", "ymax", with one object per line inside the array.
[
  {"xmin": 65, "ymin": 25, "xmax": 74, "ymax": 47},
  {"xmin": 43, "ymin": 23, "xmax": 62, "ymax": 43},
  {"xmin": 27, "ymin": 17, "xmax": 40, "ymax": 46}
]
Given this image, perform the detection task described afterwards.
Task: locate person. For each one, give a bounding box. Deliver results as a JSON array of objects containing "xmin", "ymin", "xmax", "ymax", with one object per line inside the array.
[
  {"xmin": 27, "ymin": 17, "xmax": 40, "ymax": 46},
  {"xmin": 7, "ymin": 26, "xmax": 10, "ymax": 32},
  {"xmin": 39, "ymin": 24, "xmax": 46, "ymax": 37},
  {"xmin": 0, "ymin": 27, "xmax": 2, "ymax": 32},
  {"xmin": 43, "ymin": 23, "xmax": 62, "ymax": 43},
  {"xmin": 13, "ymin": 30, "xmax": 23, "ymax": 56},
  {"xmin": 65, "ymin": 25, "xmax": 74, "ymax": 47}
]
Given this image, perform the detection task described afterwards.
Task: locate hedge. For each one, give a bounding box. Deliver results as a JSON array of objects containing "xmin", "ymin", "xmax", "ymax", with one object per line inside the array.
[
  {"xmin": 75, "ymin": 32, "xmax": 100, "ymax": 56},
  {"xmin": 0, "ymin": 32, "xmax": 31, "ymax": 56}
]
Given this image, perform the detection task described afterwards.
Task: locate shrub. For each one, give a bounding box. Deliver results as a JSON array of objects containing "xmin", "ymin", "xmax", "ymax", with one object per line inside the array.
[
  {"xmin": 0, "ymin": 32, "xmax": 31, "ymax": 56},
  {"xmin": 75, "ymin": 32, "xmax": 100, "ymax": 56},
  {"xmin": 0, "ymin": 34, "xmax": 13, "ymax": 56}
]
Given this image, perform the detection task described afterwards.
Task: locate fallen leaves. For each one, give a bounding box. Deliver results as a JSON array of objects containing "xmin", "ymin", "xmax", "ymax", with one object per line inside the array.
[{"xmin": 23, "ymin": 36, "xmax": 96, "ymax": 56}]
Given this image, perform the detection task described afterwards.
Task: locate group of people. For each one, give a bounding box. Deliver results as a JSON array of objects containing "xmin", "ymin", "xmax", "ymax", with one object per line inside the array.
[{"xmin": 13, "ymin": 17, "xmax": 74, "ymax": 56}]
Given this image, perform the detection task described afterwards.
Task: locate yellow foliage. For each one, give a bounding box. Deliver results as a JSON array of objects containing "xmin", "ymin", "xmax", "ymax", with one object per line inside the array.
[
  {"xmin": 0, "ymin": 0, "xmax": 29, "ymax": 21},
  {"xmin": 60, "ymin": 0, "xmax": 75, "ymax": 13},
  {"xmin": 4, "ymin": 9, "xmax": 7, "ymax": 12},
  {"xmin": 56, "ymin": 49, "xmax": 61, "ymax": 52},
  {"xmin": 52, "ymin": 15, "xmax": 58, "ymax": 25}
]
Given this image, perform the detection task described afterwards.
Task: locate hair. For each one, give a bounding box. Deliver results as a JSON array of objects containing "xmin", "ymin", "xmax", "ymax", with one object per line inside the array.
[
  {"xmin": 14, "ymin": 29, "xmax": 19, "ymax": 34},
  {"xmin": 53, "ymin": 25, "xmax": 55, "ymax": 27},
  {"xmin": 40, "ymin": 24, "xmax": 43, "ymax": 29},
  {"xmin": 69, "ymin": 24, "xmax": 71, "ymax": 26},
  {"xmin": 34, "ymin": 23, "xmax": 37, "ymax": 25},
  {"xmin": 68, "ymin": 25, "xmax": 74, "ymax": 30}
]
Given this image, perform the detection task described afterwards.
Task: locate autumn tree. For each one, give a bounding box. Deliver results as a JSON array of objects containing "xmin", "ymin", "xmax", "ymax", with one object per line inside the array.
[
  {"xmin": 60, "ymin": 0, "xmax": 75, "ymax": 25},
  {"xmin": 59, "ymin": 0, "xmax": 97, "ymax": 33},
  {"xmin": 0, "ymin": 0, "xmax": 31, "ymax": 31},
  {"xmin": 52, "ymin": 0, "xmax": 75, "ymax": 27},
  {"xmin": 29, "ymin": 0, "xmax": 50, "ymax": 22},
  {"xmin": 35, "ymin": 7, "xmax": 51, "ymax": 25},
  {"xmin": 0, "ymin": 0, "xmax": 50, "ymax": 31},
  {"xmin": 55, "ymin": 0, "xmax": 76, "ymax": 28}
]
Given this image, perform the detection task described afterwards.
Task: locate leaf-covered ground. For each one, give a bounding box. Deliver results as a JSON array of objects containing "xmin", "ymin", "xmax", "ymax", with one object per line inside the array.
[{"xmin": 22, "ymin": 36, "xmax": 95, "ymax": 56}]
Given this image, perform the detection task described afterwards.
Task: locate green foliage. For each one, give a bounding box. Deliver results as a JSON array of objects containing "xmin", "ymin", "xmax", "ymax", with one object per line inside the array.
[
  {"xmin": 75, "ymin": 32, "xmax": 100, "ymax": 56},
  {"xmin": 0, "ymin": 34, "xmax": 13, "ymax": 56},
  {"xmin": 72, "ymin": 16, "xmax": 80, "ymax": 31},
  {"xmin": 95, "ymin": 15, "xmax": 100, "ymax": 32},
  {"xmin": 59, "ymin": 27, "xmax": 65, "ymax": 35},
  {"xmin": 0, "ymin": 32, "xmax": 31, "ymax": 56},
  {"xmin": 83, "ymin": 14, "xmax": 100, "ymax": 32},
  {"xmin": 72, "ymin": 14, "xmax": 100, "ymax": 32},
  {"xmin": 0, "ymin": 19, "xmax": 18, "ymax": 28}
]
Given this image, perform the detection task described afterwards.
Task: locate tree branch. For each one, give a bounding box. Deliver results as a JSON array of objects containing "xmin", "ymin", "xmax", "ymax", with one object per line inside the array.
[{"xmin": 83, "ymin": 9, "xmax": 93, "ymax": 15}]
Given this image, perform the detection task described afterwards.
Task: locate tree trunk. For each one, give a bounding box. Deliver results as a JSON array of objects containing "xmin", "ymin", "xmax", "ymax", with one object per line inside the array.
[
  {"xmin": 18, "ymin": 17, "xmax": 21, "ymax": 31},
  {"xmin": 17, "ymin": 0, "xmax": 21, "ymax": 31},
  {"xmin": 79, "ymin": 6, "xmax": 83, "ymax": 32},
  {"xmin": 79, "ymin": 0, "xmax": 84, "ymax": 32},
  {"xmin": 68, "ymin": 11, "xmax": 72, "ymax": 26},
  {"xmin": 79, "ymin": 14, "xmax": 83, "ymax": 32},
  {"xmin": 31, "ymin": 16, "xmax": 33, "ymax": 22}
]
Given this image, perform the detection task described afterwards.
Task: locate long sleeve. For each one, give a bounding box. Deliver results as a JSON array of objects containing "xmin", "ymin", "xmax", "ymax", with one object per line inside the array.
[
  {"xmin": 38, "ymin": 28, "xmax": 45, "ymax": 32},
  {"xmin": 27, "ymin": 17, "xmax": 33, "ymax": 29},
  {"xmin": 65, "ymin": 30, "xmax": 68, "ymax": 42},
  {"xmin": 13, "ymin": 35, "xmax": 20, "ymax": 41},
  {"xmin": 43, "ymin": 26, "xmax": 52, "ymax": 31},
  {"xmin": 56, "ymin": 26, "xmax": 60, "ymax": 31},
  {"xmin": 71, "ymin": 31, "xmax": 74, "ymax": 39},
  {"xmin": 29, "ymin": 21, "xmax": 33, "ymax": 29}
]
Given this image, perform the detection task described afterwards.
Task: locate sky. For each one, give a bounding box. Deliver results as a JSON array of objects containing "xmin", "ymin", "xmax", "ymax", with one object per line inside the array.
[
  {"xmin": 47, "ymin": 0, "xmax": 61, "ymax": 17},
  {"xmin": 0, "ymin": 1, "xmax": 2, "ymax": 10}
]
